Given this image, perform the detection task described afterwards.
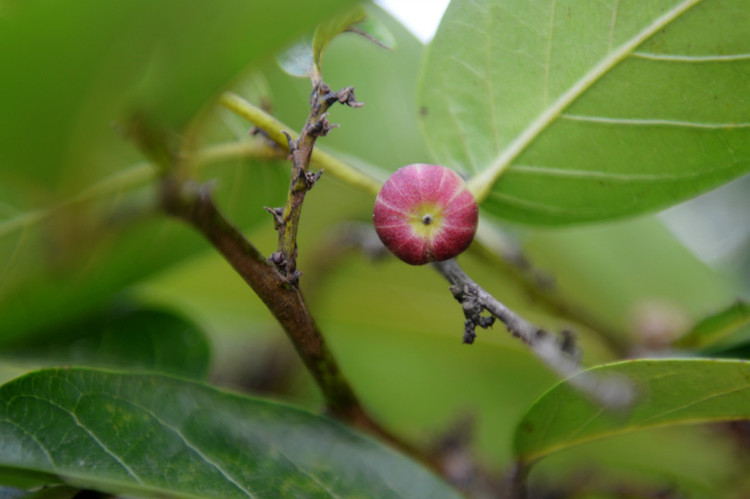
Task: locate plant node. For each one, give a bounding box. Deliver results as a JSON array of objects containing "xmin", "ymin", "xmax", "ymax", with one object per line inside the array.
[
  {"xmin": 269, "ymin": 79, "xmax": 363, "ymax": 284},
  {"xmin": 433, "ymin": 259, "xmax": 632, "ymax": 408}
]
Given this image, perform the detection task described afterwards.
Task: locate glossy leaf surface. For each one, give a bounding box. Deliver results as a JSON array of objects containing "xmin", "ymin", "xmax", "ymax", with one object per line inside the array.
[
  {"xmin": 0, "ymin": 368, "xmax": 461, "ymax": 499},
  {"xmin": 514, "ymin": 359, "xmax": 750, "ymax": 462}
]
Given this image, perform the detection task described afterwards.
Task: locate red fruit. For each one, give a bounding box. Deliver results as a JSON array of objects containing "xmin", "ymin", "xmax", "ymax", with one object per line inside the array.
[{"xmin": 373, "ymin": 164, "xmax": 479, "ymax": 265}]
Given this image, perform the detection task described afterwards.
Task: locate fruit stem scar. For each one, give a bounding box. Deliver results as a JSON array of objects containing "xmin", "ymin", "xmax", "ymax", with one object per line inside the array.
[{"xmin": 422, "ymin": 214, "xmax": 433, "ymax": 225}]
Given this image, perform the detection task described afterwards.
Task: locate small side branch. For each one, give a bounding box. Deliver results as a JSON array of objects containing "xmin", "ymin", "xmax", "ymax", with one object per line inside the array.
[
  {"xmin": 504, "ymin": 461, "xmax": 529, "ymax": 499},
  {"xmin": 267, "ymin": 82, "xmax": 363, "ymax": 283},
  {"xmin": 433, "ymin": 259, "xmax": 633, "ymax": 408},
  {"xmin": 470, "ymin": 233, "xmax": 629, "ymax": 355}
]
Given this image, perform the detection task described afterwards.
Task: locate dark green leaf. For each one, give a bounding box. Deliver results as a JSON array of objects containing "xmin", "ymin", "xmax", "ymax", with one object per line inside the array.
[
  {"xmin": 0, "ymin": 368, "xmax": 461, "ymax": 499},
  {"xmin": 419, "ymin": 0, "xmax": 750, "ymax": 224},
  {"xmin": 514, "ymin": 358, "xmax": 750, "ymax": 462},
  {"xmin": 0, "ymin": 308, "xmax": 211, "ymax": 378}
]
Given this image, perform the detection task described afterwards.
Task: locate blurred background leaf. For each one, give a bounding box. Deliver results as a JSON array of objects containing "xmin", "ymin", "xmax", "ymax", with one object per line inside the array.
[
  {"xmin": 0, "ymin": 0, "xmax": 358, "ymax": 190},
  {"xmin": 0, "ymin": 0, "xmax": 357, "ymax": 341},
  {"xmin": 0, "ymin": 155, "xmax": 287, "ymax": 344},
  {"xmin": 521, "ymin": 216, "xmax": 736, "ymax": 345},
  {"xmin": 0, "ymin": 307, "xmax": 211, "ymax": 381}
]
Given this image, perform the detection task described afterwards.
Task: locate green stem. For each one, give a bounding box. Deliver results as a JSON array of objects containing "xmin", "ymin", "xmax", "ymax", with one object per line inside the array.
[
  {"xmin": 0, "ymin": 140, "xmax": 284, "ymax": 243},
  {"xmin": 220, "ymin": 92, "xmax": 382, "ymax": 197},
  {"xmin": 195, "ymin": 140, "xmax": 286, "ymax": 167}
]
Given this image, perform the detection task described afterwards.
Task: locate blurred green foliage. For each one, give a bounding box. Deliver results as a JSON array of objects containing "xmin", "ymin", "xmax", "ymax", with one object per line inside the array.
[{"xmin": 1, "ymin": 0, "xmax": 750, "ymax": 498}]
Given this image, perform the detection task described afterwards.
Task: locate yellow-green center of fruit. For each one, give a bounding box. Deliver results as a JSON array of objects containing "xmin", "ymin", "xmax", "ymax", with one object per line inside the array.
[{"xmin": 408, "ymin": 203, "xmax": 443, "ymax": 240}]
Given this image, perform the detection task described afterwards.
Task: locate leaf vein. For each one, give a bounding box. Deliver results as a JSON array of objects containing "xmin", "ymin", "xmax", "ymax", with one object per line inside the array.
[
  {"xmin": 468, "ymin": 0, "xmax": 704, "ymax": 200},
  {"xmin": 0, "ymin": 418, "xmax": 56, "ymax": 467},
  {"xmin": 532, "ymin": 398, "xmax": 562, "ymax": 451},
  {"xmin": 561, "ymin": 114, "xmax": 750, "ymax": 129},
  {"xmin": 16, "ymin": 395, "xmax": 143, "ymax": 484},
  {"xmin": 272, "ymin": 449, "xmax": 342, "ymax": 499},
  {"xmin": 449, "ymin": 56, "xmax": 483, "ymax": 79},
  {"xmin": 119, "ymin": 398, "xmax": 258, "ymax": 499},
  {"xmin": 633, "ymin": 51, "xmax": 750, "ymax": 62},
  {"xmin": 509, "ymin": 164, "xmax": 734, "ymax": 182},
  {"xmin": 638, "ymin": 384, "xmax": 750, "ymax": 425},
  {"xmin": 561, "ymin": 407, "xmax": 606, "ymax": 444}
]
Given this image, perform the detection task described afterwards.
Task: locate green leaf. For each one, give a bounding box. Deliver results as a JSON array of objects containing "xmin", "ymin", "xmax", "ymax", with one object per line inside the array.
[
  {"xmin": 312, "ymin": 7, "xmax": 368, "ymax": 73},
  {"xmin": 277, "ymin": 36, "xmax": 316, "ymax": 78},
  {"xmin": 278, "ymin": 7, "xmax": 394, "ymax": 79},
  {"xmin": 0, "ymin": 368, "xmax": 461, "ymax": 499},
  {"xmin": 0, "ymin": 308, "xmax": 211, "ymax": 378},
  {"xmin": 514, "ymin": 358, "xmax": 750, "ymax": 462},
  {"xmin": 419, "ymin": 0, "xmax": 750, "ymax": 225},
  {"xmin": 277, "ymin": 7, "xmax": 365, "ymax": 79},
  {"xmin": 529, "ymin": 425, "xmax": 746, "ymax": 497},
  {"xmin": 348, "ymin": 16, "xmax": 397, "ymax": 51},
  {"xmin": 677, "ymin": 300, "xmax": 750, "ymax": 349}
]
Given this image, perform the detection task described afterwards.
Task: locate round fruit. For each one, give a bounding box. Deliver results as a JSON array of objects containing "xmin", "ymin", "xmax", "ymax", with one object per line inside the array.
[{"xmin": 373, "ymin": 163, "xmax": 479, "ymax": 265}]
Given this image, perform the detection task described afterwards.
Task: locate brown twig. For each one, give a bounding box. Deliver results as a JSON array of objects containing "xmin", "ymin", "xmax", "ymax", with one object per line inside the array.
[
  {"xmin": 504, "ymin": 461, "xmax": 529, "ymax": 499},
  {"xmin": 470, "ymin": 233, "xmax": 629, "ymax": 355},
  {"xmin": 432, "ymin": 258, "xmax": 634, "ymax": 409},
  {"xmin": 218, "ymin": 94, "xmax": 630, "ymax": 357},
  {"xmin": 266, "ymin": 82, "xmax": 363, "ymax": 284},
  {"xmin": 159, "ymin": 177, "xmax": 427, "ymax": 463}
]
